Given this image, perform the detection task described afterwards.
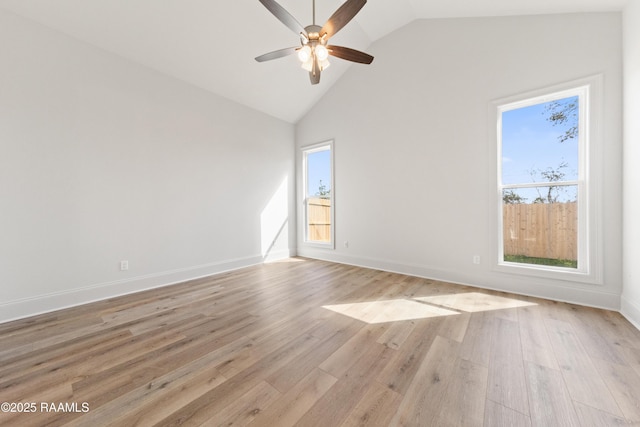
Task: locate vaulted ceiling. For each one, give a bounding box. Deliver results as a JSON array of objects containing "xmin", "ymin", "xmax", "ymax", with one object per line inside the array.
[{"xmin": 0, "ymin": 0, "xmax": 628, "ymax": 123}]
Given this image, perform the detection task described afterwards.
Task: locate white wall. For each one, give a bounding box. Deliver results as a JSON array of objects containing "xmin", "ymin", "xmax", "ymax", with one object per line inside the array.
[
  {"xmin": 0, "ymin": 9, "xmax": 295, "ymax": 322},
  {"xmin": 297, "ymin": 13, "xmax": 623, "ymax": 309},
  {"xmin": 622, "ymin": 2, "xmax": 640, "ymax": 328}
]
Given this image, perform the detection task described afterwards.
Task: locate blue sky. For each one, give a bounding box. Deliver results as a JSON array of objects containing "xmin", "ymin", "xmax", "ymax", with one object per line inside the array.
[
  {"xmin": 502, "ymin": 96, "xmax": 579, "ymax": 185},
  {"xmin": 307, "ymin": 149, "xmax": 331, "ymax": 196},
  {"xmin": 501, "ymin": 96, "xmax": 579, "ymax": 203}
]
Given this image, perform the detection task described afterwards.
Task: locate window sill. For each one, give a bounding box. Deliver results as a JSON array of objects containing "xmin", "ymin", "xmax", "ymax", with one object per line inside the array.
[{"xmin": 494, "ymin": 261, "xmax": 602, "ymax": 285}]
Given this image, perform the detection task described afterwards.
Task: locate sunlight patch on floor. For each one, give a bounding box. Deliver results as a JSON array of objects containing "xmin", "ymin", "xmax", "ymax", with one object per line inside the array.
[
  {"xmin": 323, "ymin": 292, "xmax": 537, "ymax": 323},
  {"xmin": 322, "ymin": 299, "xmax": 459, "ymax": 324},
  {"xmin": 413, "ymin": 292, "xmax": 536, "ymax": 313}
]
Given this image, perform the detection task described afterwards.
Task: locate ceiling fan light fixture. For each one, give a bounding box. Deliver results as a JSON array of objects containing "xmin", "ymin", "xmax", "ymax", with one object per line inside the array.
[
  {"xmin": 319, "ymin": 58, "xmax": 330, "ymax": 70},
  {"xmin": 301, "ymin": 58, "xmax": 313, "ymax": 71},
  {"xmin": 315, "ymin": 44, "xmax": 329, "ymax": 61},
  {"xmin": 297, "ymin": 45, "xmax": 312, "ymax": 62}
]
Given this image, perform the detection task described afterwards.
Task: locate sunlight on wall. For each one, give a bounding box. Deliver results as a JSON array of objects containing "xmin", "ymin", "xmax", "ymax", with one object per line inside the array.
[
  {"xmin": 261, "ymin": 177, "xmax": 289, "ymax": 260},
  {"xmin": 323, "ymin": 292, "xmax": 537, "ymax": 324}
]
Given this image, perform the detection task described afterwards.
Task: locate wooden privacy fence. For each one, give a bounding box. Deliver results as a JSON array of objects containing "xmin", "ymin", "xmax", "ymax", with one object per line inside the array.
[
  {"xmin": 308, "ymin": 197, "xmax": 331, "ymax": 242},
  {"xmin": 308, "ymin": 197, "xmax": 577, "ymax": 260},
  {"xmin": 503, "ymin": 202, "xmax": 577, "ymax": 261}
]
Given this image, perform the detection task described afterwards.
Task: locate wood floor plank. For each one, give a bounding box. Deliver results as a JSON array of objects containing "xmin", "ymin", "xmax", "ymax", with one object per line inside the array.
[
  {"xmin": 562, "ymin": 306, "xmax": 629, "ymax": 365},
  {"xmin": 591, "ymin": 358, "xmax": 640, "ymax": 422},
  {"xmin": 518, "ymin": 305, "xmax": 560, "ymax": 370},
  {"xmin": 572, "ymin": 401, "xmax": 629, "ymax": 427},
  {"xmin": 296, "ymin": 344, "xmax": 394, "ymax": 427},
  {"xmin": 199, "ymin": 380, "xmax": 281, "ymax": 426},
  {"xmin": 376, "ymin": 317, "xmax": 444, "ymax": 395},
  {"xmin": 484, "ymin": 400, "xmax": 531, "ymax": 427},
  {"xmin": 340, "ymin": 380, "xmax": 404, "ymax": 427},
  {"xmin": 1, "ymin": 258, "xmax": 639, "ymax": 426},
  {"xmin": 377, "ymin": 319, "xmax": 417, "ymax": 350},
  {"xmin": 389, "ymin": 335, "xmax": 461, "ymax": 426},
  {"xmin": 621, "ymin": 346, "xmax": 640, "ymax": 377},
  {"xmin": 524, "ymin": 362, "xmax": 581, "ymax": 426},
  {"xmin": 487, "ymin": 317, "xmax": 530, "ymax": 416},
  {"xmin": 436, "ymin": 310, "xmax": 470, "ymax": 342},
  {"xmin": 248, "ymin": 368, "xmax": 338, "ymax": 427},
  {"xmin": 459, "ymin": 311, "xmax": 493, "ymax": 368},
  {"xmin": 265, "ymin": 317, "xmax": 366, "ymax": 393},
  {"xmin": 545, "ymin": 318, "xmax": 624, "ymax": 417},
  {"xmin": 432, "ymin": 358, "xmax": 488, "ymax": 426},
  {"xmin": 319, "ymin": 323, "xmax": 388, "ymax": 379},
  {"xmin": 0, "ymin": 382, "xmax": 74, "ymax": 427},
  {"xmin": 152, "ymin": 332, "xmax": 323, "ymax": 426}
]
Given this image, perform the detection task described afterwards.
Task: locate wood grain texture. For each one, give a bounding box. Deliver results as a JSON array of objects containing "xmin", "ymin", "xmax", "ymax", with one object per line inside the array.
[
  {"xmin": 487, "ymin": 317, "xmax": 530, "ymax": 416},
  {"xmin": 0, "ymin": 258, "xmax": 639, "ymax": 426}
]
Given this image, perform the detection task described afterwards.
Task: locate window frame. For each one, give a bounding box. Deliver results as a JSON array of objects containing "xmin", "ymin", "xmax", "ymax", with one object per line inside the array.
[
  {"xmin": 492, "ymin": 76, "xmax": 603, "ymax": 284},
  {"xmin": 301, "ymin": 140, "xmax": 335, "ymax": 249}
]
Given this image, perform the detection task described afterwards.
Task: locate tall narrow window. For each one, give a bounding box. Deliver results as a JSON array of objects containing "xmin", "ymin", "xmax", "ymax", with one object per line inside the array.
[
  {"xmin": 303, "ymin": 141, "xmax": 334, "ymax": 247},
  {"xmin": 498, "ymin": 85, "xmax": 589, "ymax": 274}
]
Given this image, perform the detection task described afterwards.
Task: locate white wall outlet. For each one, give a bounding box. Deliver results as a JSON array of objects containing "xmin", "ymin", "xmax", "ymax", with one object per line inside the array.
[
  {"xmin": 120, "ymin": 260, "xmax": 129, "ymax": 271},
  {"xmin": 344, "ymin": 241, "xmax": 349, "ymax": 248},
  {"xmin": 473, "ymin": 255, "xmax": 481, "ymax": 265}
]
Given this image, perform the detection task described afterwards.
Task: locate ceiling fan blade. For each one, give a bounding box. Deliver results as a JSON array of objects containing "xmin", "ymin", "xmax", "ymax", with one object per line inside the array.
[
  {"xmin": 255, "ymin": 47, "xmax": 298, "ymax": 62},
  {"xmin": 321, "ymin": 0, "xmax": 367, "ymax": 39},
  {"xmin": 258, "ymin": 0, "xmax": 306, "ymax": 36},
  {"xmin": 328, "ymin": 45, "xmax": 374, "ymax": 64}
]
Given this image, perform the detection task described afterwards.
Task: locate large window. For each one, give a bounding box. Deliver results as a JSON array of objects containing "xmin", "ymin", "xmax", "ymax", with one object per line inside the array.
[
  {"xmin": 302, "ymin": 141, "xmax": 334, "ymax": 247},
  {"xmin": 496, "ymin": 79, "xmax": 600, "ymax": 280}
]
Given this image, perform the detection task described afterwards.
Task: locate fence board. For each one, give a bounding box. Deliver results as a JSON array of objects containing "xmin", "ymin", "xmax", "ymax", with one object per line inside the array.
[
  {"xmin": 308, "ymin": 197, "xmax": 331, "ymax": 242},
  {"xmin": 503, "ymin": 202, "xmax": 577, "ymax": 261}
]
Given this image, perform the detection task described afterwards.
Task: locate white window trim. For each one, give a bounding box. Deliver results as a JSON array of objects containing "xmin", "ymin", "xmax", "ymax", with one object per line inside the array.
[
  {"xmin": 301, "ymin": 140, "xmax": 335, "ymax": 249},
  {"xmin": 490, "ymin": 75, "xmax": 603, "ymax": 285}
]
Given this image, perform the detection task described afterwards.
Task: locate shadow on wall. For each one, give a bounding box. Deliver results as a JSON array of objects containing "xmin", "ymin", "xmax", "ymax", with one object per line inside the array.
[{"xmin": 260, "ymin": 177, "xmax": 289, "ymax": 261}]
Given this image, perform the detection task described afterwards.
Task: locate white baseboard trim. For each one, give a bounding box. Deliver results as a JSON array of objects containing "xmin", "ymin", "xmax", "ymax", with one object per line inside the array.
[
  {"xmin": 0, "ymin": 250, "xmax": 294, "ymax": 324},
  {"xmin": 621, "ymin": 295, "xmax": 640, "ymax": 331},
  {"xmin": 297, "ymin": 248, "xmax": 622, "ymax": 311}
]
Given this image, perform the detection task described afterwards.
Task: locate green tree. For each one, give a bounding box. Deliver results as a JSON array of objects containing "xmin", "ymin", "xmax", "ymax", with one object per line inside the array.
[
  {"xmin": 503, "ymin": 190, "xmax": 527, "ymax": 204},
  {"xmin": 315, "ymin": 180, "xmax": 331, "ymax": 199},
  {"xmin": 545, "ymin": 98, "xmax": 578, "ymax": 143}
]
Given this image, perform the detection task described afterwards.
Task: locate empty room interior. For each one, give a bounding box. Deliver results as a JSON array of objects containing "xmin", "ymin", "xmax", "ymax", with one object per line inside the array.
[{"xmin": 1, "ymin": 0, "xmax": 640, "ymax": 425}]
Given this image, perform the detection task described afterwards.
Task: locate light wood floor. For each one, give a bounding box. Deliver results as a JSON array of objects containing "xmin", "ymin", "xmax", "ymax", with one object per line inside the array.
[{"xmin": 1, "ymin": 258, "xmax": 640, "ymax": 426}]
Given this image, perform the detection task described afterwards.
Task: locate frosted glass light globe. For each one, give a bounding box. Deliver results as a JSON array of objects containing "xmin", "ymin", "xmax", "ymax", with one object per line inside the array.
[{"xmin": 297, "ymin": 45, "xmax": 311, "ymax": 62}]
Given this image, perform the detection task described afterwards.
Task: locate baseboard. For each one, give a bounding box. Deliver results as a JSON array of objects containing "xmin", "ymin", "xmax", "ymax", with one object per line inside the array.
[
  {"xmin": 297, "ymin": 248, "xmax": 622, "ymax": 311},
  {"xmin": 0, "ymin": 251, "xmax": 292, "ymax": 324},
  {"xmin": 621, "ymin": 295, "xmax": 640, "ymax": 331}
]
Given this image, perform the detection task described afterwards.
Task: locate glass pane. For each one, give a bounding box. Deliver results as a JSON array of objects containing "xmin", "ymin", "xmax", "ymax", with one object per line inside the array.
[
  {"xmin": 502, "ymin": 96, "xmax": 579, "ymax": 185},
  {"xmin": 306, "ymin": 148, "xmax": 331, "ymax": 243},
  {"xmin": 307, "ymin": 149, "xmax": 331, "ymax": 198},
  {"xmin": 502, "ymin": 187, "xmax": 578, "ymax": 268}
]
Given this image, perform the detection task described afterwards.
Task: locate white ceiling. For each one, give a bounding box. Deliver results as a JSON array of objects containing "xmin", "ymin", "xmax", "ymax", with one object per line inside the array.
[{"xmin": 0, "ymin": 0, "xmax": 628, "ymax": 123}]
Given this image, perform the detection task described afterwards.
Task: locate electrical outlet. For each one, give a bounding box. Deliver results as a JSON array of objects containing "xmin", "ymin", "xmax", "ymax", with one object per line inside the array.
[
  {"xmin": 473, "ymin": 255, "xmax": 481, "ymax": 265},
  {"xmin": 344, "ymin": 241, "xmax": 349, "ymax": 248},
  {"xmin": 120, "ymin": 260, "xmax": 129, "ymax": 271}
]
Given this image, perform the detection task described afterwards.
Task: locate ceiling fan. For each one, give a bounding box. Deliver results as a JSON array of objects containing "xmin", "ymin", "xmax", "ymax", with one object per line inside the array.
[{"xmin": 255, "ymin": 0, "xmax": 374, "ymax": 85}]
